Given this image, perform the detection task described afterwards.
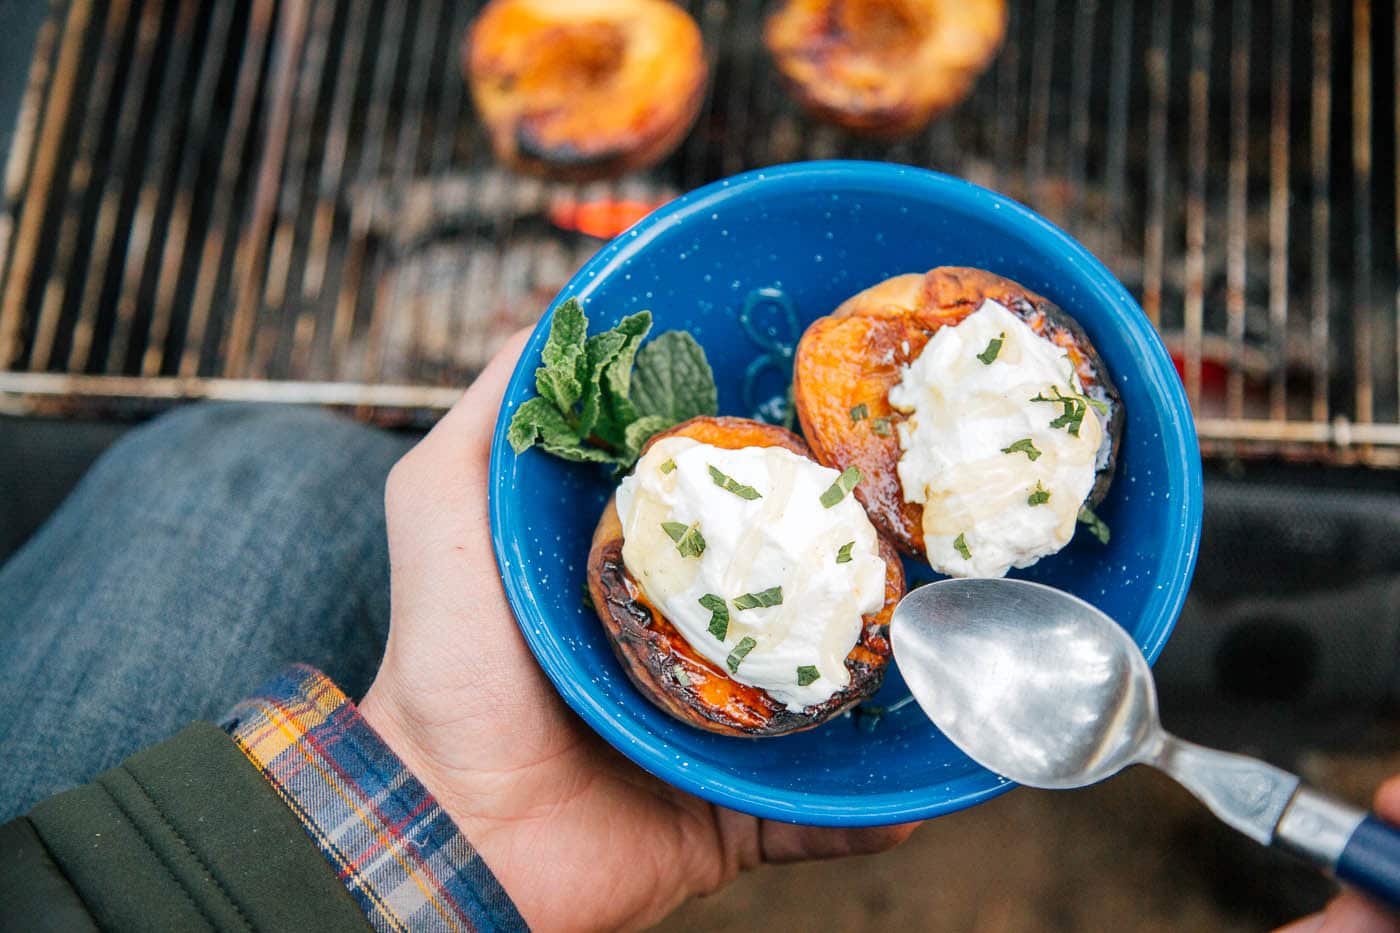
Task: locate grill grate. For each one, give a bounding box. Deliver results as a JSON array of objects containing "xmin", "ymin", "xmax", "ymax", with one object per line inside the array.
[{"xmin": 1, "ymin": 0, "xmax": 1398, "ymax": 465}]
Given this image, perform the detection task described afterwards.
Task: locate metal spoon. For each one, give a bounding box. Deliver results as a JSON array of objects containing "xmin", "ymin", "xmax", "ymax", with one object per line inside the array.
[{"xmin": 891, "ymin": 577, "xmax": 1400, "ymax": 907}]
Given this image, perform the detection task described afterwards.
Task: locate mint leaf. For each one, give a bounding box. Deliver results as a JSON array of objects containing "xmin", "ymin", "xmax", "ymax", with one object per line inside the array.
[
  {"xmin": 590, "ymin": 312, "xmax": 652, "ymax": 449},
  {"xmin": 953, "ymin": 532, "xmax": 972, "ymax": 560},
  {"xmin": 662, "ymin": 521, "xmax": 705, "ymax": 558},
  {"xmin": 1078, "ymin": 505, "xmax": 1111, "ymax": 545},
  {"xmin": 977, "ymin": 332, "xmax": 1005, "ymax": 365},
  {"xmin": 796, "ymin": 665, "xmax": 820, "ymax": 686},
  {"xmin": 726, "ymin": 636, "xmax": 757, "ymax": 673},
  {"xmin": 733, "ymin": 586, "xmax": 783, "ymax": 610},
  {"xmin": 819, "ymin": 466, "xmax": 863, "ymax": 508},
  {"xmin": 538, "ymin": 442, "xmax": 627, "ymax": 465},
  {"xmin": 699, "ymin": 594, "xmax": 729, "ymax": 639},
  {"xmin": 624, "ymin": 415, "xmax": 670, "ymax": 458},
  {"xmin": 707, "ymin": 464, "xmax": 762, "ymax": 500},
  {"xmin": 508, "ymin": 397, "xmax": 579, "ymax": 453},
  {"xmin": 536, "ymin": 299, "xmax": 588, "ymax": 411},
  {"xmin": 631, "ymin": 331, "xmax": 718, "ymax": 425},
  {"xmin": 577, "ymin": 329, "xmax": 625, "ymax": 439},
  {"xmin": 836, "ymin": 541, "xmax": 854, "ymax": 563},
  {"xmin": 1001, "ymin": 438, "xmax": 1042, "ymax": 461}
]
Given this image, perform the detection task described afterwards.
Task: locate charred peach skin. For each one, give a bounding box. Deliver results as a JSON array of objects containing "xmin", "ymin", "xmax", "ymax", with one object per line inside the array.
[
  {"xmin": 793, "ymin": 267, "xmax": 1122, "ymax": 555},
  {"xmin": 466, "ymin": 0, "xmax": 708, "ymax": 181},
  {"xmin": 587, "ymin": 416, "xmax": 905, "ymax": 737},
  {"xmin": 764, "ymin": 0, "xmax": 1007, "ymax": 138}
]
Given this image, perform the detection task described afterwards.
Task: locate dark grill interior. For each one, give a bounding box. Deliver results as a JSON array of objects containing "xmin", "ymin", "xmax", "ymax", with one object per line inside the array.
[{"xmin": 1, "ymin": 0, "xmax": 1398, "ymax": 463}]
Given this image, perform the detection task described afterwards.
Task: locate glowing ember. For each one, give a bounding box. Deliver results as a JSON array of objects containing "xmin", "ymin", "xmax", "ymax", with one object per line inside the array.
[{"xmin": 549, "ymin": 197, "xmax": 672, "ymax": 239}]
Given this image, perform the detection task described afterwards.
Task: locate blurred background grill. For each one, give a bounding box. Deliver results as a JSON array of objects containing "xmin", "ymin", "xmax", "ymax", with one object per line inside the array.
[
  {"xmin": 2, "ymin": 3, "xmax": 1400, "ymax": 930},
  {"xmin": 2, "ymin": 0, "xmax": 1399, "ymax": 466}
]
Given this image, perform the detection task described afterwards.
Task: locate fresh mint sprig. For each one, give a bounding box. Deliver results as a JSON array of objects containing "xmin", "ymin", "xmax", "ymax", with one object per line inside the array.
[{"xmin": 507, "ymin": 298, "xmax": 719, "ymax": 471}]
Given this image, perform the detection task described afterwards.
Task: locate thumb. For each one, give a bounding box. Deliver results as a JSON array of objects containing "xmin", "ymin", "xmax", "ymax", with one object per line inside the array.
[
  {"xmin": 408, "ymin": 326, "xmax": 535, "ymax": 471},
  {"xmin": 380, "ymin": 326, "xmax": 539, "ymax": 676}
]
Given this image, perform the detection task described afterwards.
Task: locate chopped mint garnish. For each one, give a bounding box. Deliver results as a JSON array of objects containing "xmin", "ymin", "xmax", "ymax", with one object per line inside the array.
[
  {"xmin": 977, "ymin": 332, "xmax": 1006, "ymax": 364},
  {"xmin": 707, "ymin": 464, "xmax": 762, "ymax": 500},
  {"xmin": 1001, "ymin": 438, "xmax": 1042, "ymax": 461},
  {"xmin": 849, "ymin": 403, "xmax": 869, "ymax": 422},
  {"xmin": 1031, "ymin": 385, "xmax": 1105, "ymax": 438},
  {"xmin": 733, "ymin": 586, "xmax": 783, "ymax": 610},
  {"xmin": 953, "ymin": 532, "xmax": 972, "ymax": 560},
  {"xmin": 726, "ymin": 636, "xmax": 757, "ymax": 673},
  {"xmin": 660, "ymin": 458, "xmax": 676, "ymax": 474},
  {"xmin": 796, "ymin": 665, "xmax": 820, "ymax": 686},
  {"xmin": 661, "ymin": 521, "xmax": 706, "ymax": 558},
  {"xmin": 1078, "ymin": 504, "xmax": 1111, "ymax": 545},
  {"xmin": 836, "ymin": 541, "xmax": 855, "ymax": 564},
  {"xmin": 820, "ymin": 466, "xmax": 863, "ymax": 508},
  {"xmin": 1028, "ymin": 482, "xmax": 1051, "ymax": 506},
  {"xmin": 871, "ymin": 417, "xmax": 892, "ymax": 437},
  {"xmin": 699, "ymin": 594, "xmax": 729, "ymax": 639}
]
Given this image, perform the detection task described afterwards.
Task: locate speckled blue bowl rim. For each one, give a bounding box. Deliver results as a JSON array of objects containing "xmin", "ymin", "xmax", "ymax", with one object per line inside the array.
[{"xmin": 488, "ymin": 161, "xmax": 1203, "ymax": 826}]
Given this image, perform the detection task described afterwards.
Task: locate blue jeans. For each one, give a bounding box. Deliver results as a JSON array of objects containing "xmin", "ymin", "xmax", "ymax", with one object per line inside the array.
[{"xmin": 0, "ymin": 404, "xmax": 414, "ymax": 821}]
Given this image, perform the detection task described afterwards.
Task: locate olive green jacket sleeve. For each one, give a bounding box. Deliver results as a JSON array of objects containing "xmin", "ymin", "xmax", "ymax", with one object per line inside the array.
[{"xmin": 0, "ymin": 722, "xmax": 370, "ymax": 933}]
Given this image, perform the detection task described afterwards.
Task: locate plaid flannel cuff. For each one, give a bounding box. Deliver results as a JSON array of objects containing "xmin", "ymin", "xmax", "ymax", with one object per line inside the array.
[{"xmin": 223, "ymin": 665, "xmax": 527, "ymax": 933}]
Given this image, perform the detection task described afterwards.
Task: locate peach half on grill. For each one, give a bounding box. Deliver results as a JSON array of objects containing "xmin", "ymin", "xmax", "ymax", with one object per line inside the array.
[
  {"xmin": 764, "ymin": 0, "xmax": 1007, "ymax": 138},
  {"xmin": 465, "ymin": 0, "xmax": 709, "ymax": 181}
]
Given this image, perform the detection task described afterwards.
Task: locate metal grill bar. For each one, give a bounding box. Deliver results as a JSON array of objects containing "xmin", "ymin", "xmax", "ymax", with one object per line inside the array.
[
  {"xmin": 179, "ymin": 0, "xmax": 275, "ymax": 378},
  {"xmin": 28, "ymin": 0, "xmax": 132, "ymax": 372},
  {"xmin": 1354, "ymin": 0, "xmax": 1373, "ymax": 438},
  {"xmin": 1102, "ymin": 1, "xmax": 1132, "ymax": 264},
  {"xmin": 254, "ymin": 0, "xmax": 330, "ymax": 379},
  {"xmin": 1269, "ymin": 0, "xmax": 1292, "ymax": 423},
  {"xmin": 224, "ymin": 0, "xmax": 306, "ymax": 380},
  {"xmin": 0, "ymin": 0, "xmax": 93, "ymax": 366},
  {"xmin": 143, "ymin": 0, "xmax": 239, "ymax": 377},
  {"xmin": 1311, "ymin": 0, "xmax": 1332, "ymax": 424},
  {"xmin": 1225, "ymin": 0, "xmax": 1249, "ymax": 420},
  {"xmin": 1183, "ymin": 0, "xmax": 1211, "ymax": 409},
  {"xmin": 0, "ymin": 2, "xmax": 61, "ymax": 290},
  {"xmin": 2, "ymin": 0, "xmax": 1399, "ymax": 468},
  {"xmin": 1142, "ymin": 1, "xmax": 1171, "ymax": 329},
  {"xmin": 105, "ymin": 0, "xmax": 199, "ymax": 375}
]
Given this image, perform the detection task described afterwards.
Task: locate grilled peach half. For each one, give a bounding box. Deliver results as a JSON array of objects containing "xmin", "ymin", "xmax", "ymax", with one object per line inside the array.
[
  {"xmin": 793, "ymin": 267, "xmax": 1122, "ymax": 555},
  {"xmin": 587, "ymin": 416, "xmax": 905, "ymax": 737},
  {"xmin": 764, "ymin": 0, "xmax": 1007, "ymax": 137},
  {"xmin": 465, "ymin": 0, "xmax": 708, "ymax": 180}
]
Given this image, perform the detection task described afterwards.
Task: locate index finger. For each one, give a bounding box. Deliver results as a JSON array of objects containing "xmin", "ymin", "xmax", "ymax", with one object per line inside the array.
[{"xmin": 1374, "ymin": 776, "xmax": 1400, "ymax": 824}]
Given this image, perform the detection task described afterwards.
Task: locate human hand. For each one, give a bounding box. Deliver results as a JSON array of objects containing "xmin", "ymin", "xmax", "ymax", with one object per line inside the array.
[
  {"xmin": 1275, "ymin": 777, "xmax": 1400, "ymax": 933},
  {"xmin": 359, "ymin": 330, "xmax": 919, "ymax": 932}
]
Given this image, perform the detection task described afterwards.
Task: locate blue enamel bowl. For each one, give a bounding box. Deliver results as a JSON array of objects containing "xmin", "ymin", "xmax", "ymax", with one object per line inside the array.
[{"xmin": 488, "ymin": 161, "xmax": 1201, "ymax": 826}]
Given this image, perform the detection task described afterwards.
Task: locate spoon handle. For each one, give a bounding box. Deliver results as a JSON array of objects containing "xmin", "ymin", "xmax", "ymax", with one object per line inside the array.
[
  {"xmin": 1277, "ymin": 788, "xmax": 1400, "ymax": 909},
  {"xmin": 1152, "ymin": 734, "xmax": 1400, "ymax": 909},
  {"xmin": 1148, "ymin": 733, "xmax": 1300, "ymax": 845}
]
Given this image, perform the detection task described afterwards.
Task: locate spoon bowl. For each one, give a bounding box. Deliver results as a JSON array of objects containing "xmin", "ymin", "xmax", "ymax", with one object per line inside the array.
[{"xmin": 891, "ymin": 578, "xmax": 1158, "ymax": 789}]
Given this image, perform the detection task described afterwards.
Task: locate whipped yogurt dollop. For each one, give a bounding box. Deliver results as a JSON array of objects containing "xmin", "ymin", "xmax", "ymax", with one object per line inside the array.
[
  {"xmin": 888, "ymin": 298, "xmax": 1107, "ymax": 578},
  {"xmin": 615, "ymin": 436, "xmax": 886, "ymax": 710}
]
